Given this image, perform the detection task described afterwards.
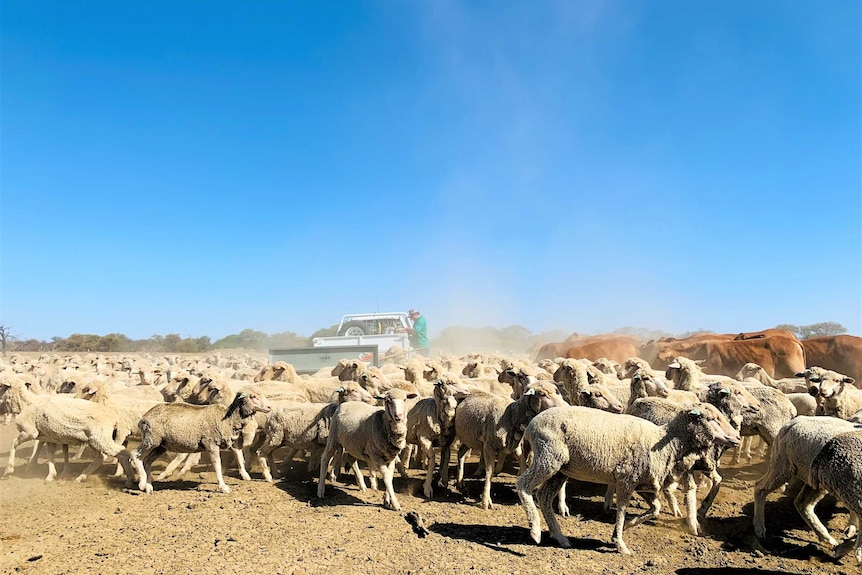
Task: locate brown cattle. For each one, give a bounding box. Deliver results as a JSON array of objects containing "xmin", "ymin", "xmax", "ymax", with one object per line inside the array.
[
  {"xmin": 640, "ymin": 329, "xmax": 798, "ymax": 365},
  {"xmin": 651, "ymin": 335, "xmax": 805, "ymax": 379},
  {"xmin": 534, "ymin": 342, "xmax": 571, "ymax": 362},
  {"xmin": 564, "ymin": 333, "xmax": 641, "ymax": 345},
  {"xmin": 801, "ymin": 335, "xmax": 862, "ymax": 384},
  {"xmin": 563, "ymin": 337, "xmax": 639, "ymax": 364}
]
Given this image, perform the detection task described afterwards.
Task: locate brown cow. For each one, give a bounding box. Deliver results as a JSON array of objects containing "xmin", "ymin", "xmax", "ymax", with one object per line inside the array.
[
  {"xmin": 640, "ymin": 329, "xmax": 798, "ymax": 365},
  {"xmin": 534, "ymin": 341, "xmax": 571, "ymax": 362},
  {"xmin": 563, "ymin": 337, "xmax": 639, "ymax": 364},
  {"xmin": 651, "ymin": 335, "xmax": 805, "ymax": 379},
  {"xmin": 801, "ymin": 335, "xmax": 862, "ymax": 385}
]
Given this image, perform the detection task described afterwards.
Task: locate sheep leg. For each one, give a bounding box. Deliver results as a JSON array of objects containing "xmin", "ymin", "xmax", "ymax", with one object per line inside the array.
[
  {"xmin": 351, "ymin": 459, "xmax": 368, "ymax": 492},
  {"xmin": 480, "ymin": 446, "xmax": 498, "ymax": 509},
  {"xmin": 58, "ymin": 444, "xmax": 73, "ymax": 479},
  {"xmin": 317, "ymin": 442, "xmax": 335, "ymax": 498},
  {"xmin": 753, "ymin": 458, "xmax": 791, "ymax": 539},
  {"xmin": 156, "ymin": 452, "xmax": 188, "ymax": 480},
  {"xmin": 612, "ymin": 486, "xmax": 636, "ymax": 555},
  {"xmin": 831, "ymin": 528, "xmax": 861, "ymax": 562},
  {"xmin": 375, "ymin": 458, "xmax": 401, "ymax": 511},
  {"xmin": 177, "ymin": 452, "xmax": 203, "ymax": 477},
  {"xmin": 44, "ymin": 443, "xmax": 58, "ymax": 482},
  {"xmin": 206, "ymin": 445, "xmax": 231, "ymax": 493},
  {"xmin": 26, "ymin": 439, "xmax": 43, "ymax": 470},
  {"xmin": 793, "ymin": 484, "xmax": 838, "ymax": 547},
  {"xmin": 847, "ymin": 511, "xmax": 860, "ymax": 538},
  {"xmin": 516, "ymin": 450, "xmax": 569, "ymax": 547},
  {"xmin": 537, "ymin": 473, "xmax": 570, "ymax": 546},
  {"xmin": 395, "ymin": 446, "xmax": 410, "ymax": 480},
  {"xmin": 232, "ymin": 445, "xmax": 251, "ymax": 481},
  {"xmin": 456, "ymin": 444, "xmax": 470, "ymax": 489},
  {"xmin": 680, "ymin": 472, "xmax": 701, "ymax": 536},
  {"xmin": 74, "ymin": 452, "xmax": 106, "ymax": 483},
  {"xmin": 698, "ymin": 468, "xmax": 723, "ymax": 519},
  {"xmin": 603, "ymin": 484, "xmax": 615, "ymax": 513},
  {"xmin": 624, "ymin": 490, "xmax": 662, "ymax": 532},
  {"xmin": 420, "ymin": 438, "xmax": 436, "ymax": 498},
  {"xmin": 661, "ymin": 478, "xmax": 682, "ymax": 518},
  {"xmin": 257, "ymin": 442, "xmax": 279, "ymax": 483},
  {"xmin": 556, "ymin": 481, "xmax": 569, "ymax": 517},
  {"xmin": 438, "ymin": 442, "xmax": 452, "ymax": 491}
]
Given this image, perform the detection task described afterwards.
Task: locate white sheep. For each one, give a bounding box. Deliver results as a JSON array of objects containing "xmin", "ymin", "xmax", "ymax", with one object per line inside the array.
[
  {"xmin": 130, "ymin": 390, "xmax": 272, "ymax": 493},
  {"xmin": 396, "ymin": 376, "xmax": 470, "ymax": 498},
  {"xmin": 5, "ymin": 394, "xmax": 136, "ymax": 484},
  {"xmin": 256, "ymin": 382, "xmax": 376, "ymax": 482},
  {"xmin": 317, "ymin": 388, "xmax": 417, "ymax": 511},
  {"xmin": 736, "ymin": 362, "xmax": 807, "ymax": 393},
  {"xmin": 809, "ymin": 429, "xmax": 862, "ymax": 564},
  {"xmin": 517, "ymin": 403, "xmax": 740, "ymax": 555},
  {"xmin": 754, "ymin": 416, "xmax": 860, "ymax": 559},
  {"xmin": 445, "ymin": 380, "xmax": 568, "ymax": 509}
]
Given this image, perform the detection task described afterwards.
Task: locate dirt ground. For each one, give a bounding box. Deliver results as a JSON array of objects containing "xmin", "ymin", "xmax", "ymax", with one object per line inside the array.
[{"xmin": 0, "ymin": 425, "xmax": 858, "ymax": 575}]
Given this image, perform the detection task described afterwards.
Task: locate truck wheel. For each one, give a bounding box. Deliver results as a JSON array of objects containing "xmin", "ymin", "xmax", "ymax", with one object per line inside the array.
[{"xmin": 338, "ymin": 321, "xmax": 369, "ymax": 337}]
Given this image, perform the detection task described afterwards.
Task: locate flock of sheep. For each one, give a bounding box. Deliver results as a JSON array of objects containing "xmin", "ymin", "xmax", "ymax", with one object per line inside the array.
[{"xmin": 0, "ymin": 346, "xmax": 860, "ymax": 565}]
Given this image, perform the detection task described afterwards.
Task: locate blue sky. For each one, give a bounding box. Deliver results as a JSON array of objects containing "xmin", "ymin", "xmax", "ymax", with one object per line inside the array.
[{"xmin": 2, "ymin": 1, "xmax": 860, "ymax": 342}]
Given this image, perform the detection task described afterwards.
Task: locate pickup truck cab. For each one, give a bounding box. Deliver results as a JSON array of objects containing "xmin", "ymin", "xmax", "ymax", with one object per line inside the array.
[
  {"xmin": 335, "ymin": 312, "xmax": 412, "ymax": 336},
  {"xmin": 311, "ymin": 312, "xmax": 413, "ymax": 354}
]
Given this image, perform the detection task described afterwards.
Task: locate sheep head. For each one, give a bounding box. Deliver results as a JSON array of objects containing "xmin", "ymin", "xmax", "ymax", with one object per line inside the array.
[{"xmin": 375, "ymin": 388, "xmax": 418, "ymax": 435}]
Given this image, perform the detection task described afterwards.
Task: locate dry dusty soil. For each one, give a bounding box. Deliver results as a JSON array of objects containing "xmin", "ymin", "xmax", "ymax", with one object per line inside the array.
[{"xmin": 0, "ymin": 425, "xmax": 858, "ymax": 575}]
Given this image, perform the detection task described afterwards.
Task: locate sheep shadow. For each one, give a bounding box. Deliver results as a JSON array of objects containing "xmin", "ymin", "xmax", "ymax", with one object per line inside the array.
[
  {"xmin": 429, "ymin": 522, "xmax": 611, "ymax": 555},
  {"xmin": 274, "ymin": 475, "xmax": 367, "ymax": 508},
  {"xmin": 723, "ymin": 498, "xmax": 848, "ymax": 563}
]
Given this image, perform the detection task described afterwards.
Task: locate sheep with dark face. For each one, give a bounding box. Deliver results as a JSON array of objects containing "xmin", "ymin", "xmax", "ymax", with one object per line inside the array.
[
  {"xmin": 754, "ymin": 416, "xmax": 861, "ymax": 562},
  {"xmin": 317, "ymin": 388, "xmax": 417, "ymax": 511},
  {"xmin": 130, "ymin": 391, "xmax": 272, "ymax": 494},
  {"xmin": 517, "ymin": 403, "xmax": 740, "ymax": 555}
]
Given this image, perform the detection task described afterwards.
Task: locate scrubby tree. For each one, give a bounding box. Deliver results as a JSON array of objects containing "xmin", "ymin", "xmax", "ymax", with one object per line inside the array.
[
  {"xmin": 0, "ymin": 323, "xmax": 11, "ymax": 356},
  {"xmin": 798, "ymin": 322, "xmax": 847, "ymax": 340}
]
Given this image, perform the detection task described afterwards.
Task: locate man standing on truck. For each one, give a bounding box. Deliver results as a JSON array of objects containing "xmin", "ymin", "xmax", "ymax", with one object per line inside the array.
[{"xmin": 405, "ymin": 308, "xmax": 430, "ymax": 357}]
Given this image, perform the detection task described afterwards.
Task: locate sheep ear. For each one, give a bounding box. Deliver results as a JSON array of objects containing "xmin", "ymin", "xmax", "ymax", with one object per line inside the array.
[
  {"xmin": 374, "ymin": 394, "xmax": 386, "ymax": 401},
  {"xmin": 238, "ymin": 392, "xmax": 248, "ymax": 399},
  {"xmin": 794, "ymin": 372, "xmax": 805, "ymax": 378},
  {"xmin": 407, "ymin": 393, "xmax": 418, "ymax": 399},
  {"xmin": 843, "ymin": 377, "xmax": 856, "ymax": 385},
  {"xmin": 336, "ymin": 387, "xmax": 345, "ymax": 393},
  {"xmin": 668, "ymin": 362, "xmax": 681, "ymax": 369},
  {"xmin": 689, "ymin": 408, "xmax": 702, "ymax": 417},
  {"xmin": 720, "ymin": 388, "xmax": 731, "ymax": 396},
  {"xmin": 523, "ymin": 388, "xmax": 536, "ymax": 396},
  {"xmin": 435, "ymin": 379, "xmax": 444, "ymax": 386},
  {"xmin": 694, "ymin": 360, "xmax": 705, "ymax": 365}
]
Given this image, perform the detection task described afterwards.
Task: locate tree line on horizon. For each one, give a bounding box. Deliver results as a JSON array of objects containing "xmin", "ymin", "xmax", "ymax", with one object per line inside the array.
[{"xmin": 0, "ymin": 321, "xmax": 849, "ymax": 356}]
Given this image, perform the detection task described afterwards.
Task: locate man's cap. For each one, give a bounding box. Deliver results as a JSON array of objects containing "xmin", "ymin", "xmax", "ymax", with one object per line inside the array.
[{"xmin": 408, "ymin": 309, "xmax": 419, "ymax": 315}]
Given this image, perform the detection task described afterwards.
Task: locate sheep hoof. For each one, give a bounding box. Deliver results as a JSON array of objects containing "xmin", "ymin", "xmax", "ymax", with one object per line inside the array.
[
  {"xmin": 143, "ymin": 483, "xmax": 153, "ymax": 494},
  {"xmin": 74, "ymin": 474, "xmax": 87, "ymax": 483},
  {"xmin": 617, "ymin": 544, "xmax": 632, "ymax": 556},
  {"xmin": 529, "ymin": 528, "xmax": 542, "ymax": 545},
  {"xmin": 423, "ymin": 486, "xmax": 433, "ymax": 499},
  {"xmin": 219, "ymin": 484, "xmax": 232, "ymax": 494},
  {"xmin": 558, "ymin": 503, "xmax": 570, "ymax": 517}
]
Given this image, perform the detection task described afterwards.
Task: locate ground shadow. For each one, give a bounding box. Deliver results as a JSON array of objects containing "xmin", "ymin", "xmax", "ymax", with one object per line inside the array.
[
  {"xmin": 677, "ymin": 568, "xmax": 810, "ymax": 575},
  {"xmin": 430, "ymin": 522, "xmax": 613, "ymax": 555}
]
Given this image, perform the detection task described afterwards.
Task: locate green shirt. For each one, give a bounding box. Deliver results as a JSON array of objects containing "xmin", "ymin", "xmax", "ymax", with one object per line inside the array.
[{"xmin": 410, "ymin": 315, "xmax": 429, "ymax": 349}]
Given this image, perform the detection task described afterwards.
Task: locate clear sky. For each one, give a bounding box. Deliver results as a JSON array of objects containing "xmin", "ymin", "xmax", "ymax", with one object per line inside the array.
[{"xmin": 2, "ymin": 1, "xmax": 860, "ymax": 342}]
